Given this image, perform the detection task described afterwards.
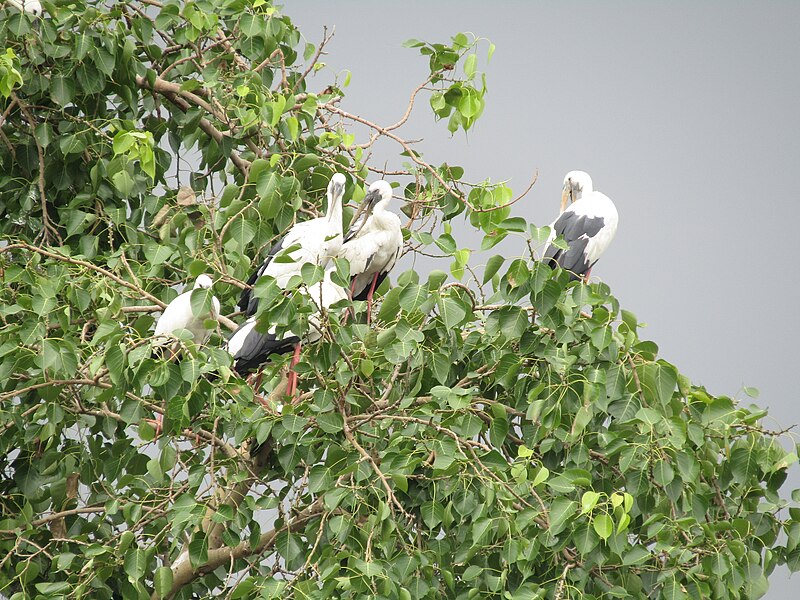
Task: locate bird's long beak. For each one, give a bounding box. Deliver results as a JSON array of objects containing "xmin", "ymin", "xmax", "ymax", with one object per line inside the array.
[
  {"xmin": 348, "ymin": 189, "xmax": 380, "ymax": 236},
  {"xmin": 327, "ymin": 181, "xmax": 345, "ymax": 222},
  {"xmin": 560, "ymin": 184, "xmax": 571, "ymax": 213}
]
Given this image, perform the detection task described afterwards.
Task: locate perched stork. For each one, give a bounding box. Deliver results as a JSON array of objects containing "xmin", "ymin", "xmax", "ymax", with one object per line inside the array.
[
  {"xmin": 150, "ymin": 274, "xmax": 219, "ymax": 435},
  {"xmin": 5, "ymin": 0, "xmax": 42, "ymax": 15},
  {"xmin": 338, "ymin": 180, "xmax": 403, "ymax": 321},
  {"xmin": 238, "ymin": 173, "xmax": 346, "ymax": 316},
  {"xmin": 154, "ymin": 274, "xmax": 220, "ymax": 346},
  {"xmin": 543, "ymin": 171, "xmax": 618, "ymax": 281},
  {"xmin": 227, "ymin": 269, "xmax": 348, "ymax": 396}
]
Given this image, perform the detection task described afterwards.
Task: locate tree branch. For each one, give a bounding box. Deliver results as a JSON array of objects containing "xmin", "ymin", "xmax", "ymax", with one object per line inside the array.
[
  {"xmin": 134, "ymin": 75, "xmax": 252, "ymax": 175},
  {"xmin": 162, "ymin": 499, "xmax": 324, "ymax": 599},
  {"xmin": 12, "ymin": 92, "xmax": 62, "ymax": 245}
]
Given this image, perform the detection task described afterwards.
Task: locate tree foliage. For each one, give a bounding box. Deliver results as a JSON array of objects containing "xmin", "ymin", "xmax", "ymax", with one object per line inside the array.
[{"xmin": 1, "ymin": 2, "xmax": 799, "ymax": 599}]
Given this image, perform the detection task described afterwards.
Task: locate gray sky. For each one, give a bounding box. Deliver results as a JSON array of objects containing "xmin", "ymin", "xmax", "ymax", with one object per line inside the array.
[{"xmin": 288, "ymin": 2, "xmax": 800, "ymax": 595}]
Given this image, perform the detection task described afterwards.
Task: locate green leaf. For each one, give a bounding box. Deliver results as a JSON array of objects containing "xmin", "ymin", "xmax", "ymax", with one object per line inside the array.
[
  {"xmin": 549, "ymin": 498, "xmax": 577, "ymax": 535},
  {"xmin": 50, "ymin": 76, "xmax": 75, "ymax": 106},
  {"xmin": 189, "ymin": 535, "xmax": 209, "ymax": 569},
  {"xmin": 653, "ymin": 459, "xmax": 675, "ymax": 486},
  {"xmin": 743, "ymin": 386, "xmax": 759, "ymax": 398},
  {"xmin": 438, "ymin": 296, "xmax": 467, "ymax": 328},
  {"xmin": 531, "ymin": 466, "xmax": 549, "ymax": 487},
  {"xmin": 463, "ymin": 53, "xmax": 477, "ymax": 78},
  {"xmin": 112, "ymin": 170, "xmax": 135, "ymax": 196},
  {"xmin": 623, "ymin": 546, "xmax": 651, "ymax": 566},
  {"xmin": 421, "ymin": 501, "xmax": 444, "ymax": 528},
  {"xmin": 154, "ymin": 566, "xmax": 173, "ymax": 599},
  {"xmin": 635, "ymin": 407, "xmax": 663, "ymax": 428},
  {"xmin": 730, "ymin": 445, "xmax": 761, "ymax": 484},
  {"xmin": 59, "ymin": 133, "xmax": 86, "ymax": 155},
  {"xmin": 593, "ymin": 514, "xmax": 613, "ymax": 541},
  {"xmin": 105, "ymin": 343, "xmax": 126, "ymax": 386},
  {"xmin": 637, "ymin": 362, "xmax": 678, "ymax": 405},
  {"xmin": 661, "ymin": 577, "xmax": 688, "ymax": 600},
  {"xmin": 581, "ymin": 491, "xmax": 601, "ymax": 514},
  {"xmin": 124, "ymin": 548, "xmax": 146, "ymax": 582},
  {"xmin": 190, "ymin": 288, "xmax": 214, "ymax": 319},
  {"xmin": 483, "ymin": 254, "xmax": 504, "ymax": 284},
  {"xmin": 282, "ymin": 414, "xmax": 309, "ymax": 433},
  {"xmin": 504, "ymin": 259, "xmax": 528, "ymax": 289},
  {"xmin": 399, "ymin": 283, "xmax": 426, "ymax": 312},
  {"xmin": 532, "ymin": 279, "xmax": 562, "ymax": 316}
]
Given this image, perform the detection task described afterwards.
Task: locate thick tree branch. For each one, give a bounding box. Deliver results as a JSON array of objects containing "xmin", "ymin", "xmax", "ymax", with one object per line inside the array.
[
  {"xmin": 201, "ymin": 379, "xmax": 286, "ymax": 550},
  {"xmin": 162, "ymin": 499, "xmax": 324, "ymax": 599},
  {"xmin": 134, "ymin": 75, "xmax": 252, "ymax": 175}
]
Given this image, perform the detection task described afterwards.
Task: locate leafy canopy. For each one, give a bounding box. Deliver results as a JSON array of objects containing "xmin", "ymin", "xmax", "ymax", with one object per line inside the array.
[{"xmin": 1, "ymin": 1, "xmax": 799, "ymax": 599}]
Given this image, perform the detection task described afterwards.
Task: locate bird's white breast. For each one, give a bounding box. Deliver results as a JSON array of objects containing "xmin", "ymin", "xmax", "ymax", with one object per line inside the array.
[
  {"xmin": 340, "ymin": 211, "xmax": 402, "ymax": 273},
  {"xmin": 154, "ymin": 289, "xmax": 217, "ymax": 344},
  {"xmin": 266, "ymin": 218, "xmax": 342, "ymax": 287}
]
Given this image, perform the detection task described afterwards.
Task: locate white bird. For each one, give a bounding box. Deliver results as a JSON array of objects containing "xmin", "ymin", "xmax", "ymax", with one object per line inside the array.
[
  {"xmin": 154, "ymin": 274, "xmax": 220, "ymax": 346},
  {"xmin": 5, "ymin": 0, "xmax": 42, "ymax": 15},
  {"xmin": 149, "ymin": 274, "xmax": 218, "ymax": 435},
  {"xmin": 238, "ymin": 173, "xmax": 346, "ymax": 316},
  {"xmin": 227, "ymin": 269, "xmax": 348, "ymax": 395},
  {"xmin": 338, "ymin": 180, "xmax": 403, "ymax": 321},
  {"xmin": 543, "ymin": 171, "xmax": 619, "ymax": 281}
]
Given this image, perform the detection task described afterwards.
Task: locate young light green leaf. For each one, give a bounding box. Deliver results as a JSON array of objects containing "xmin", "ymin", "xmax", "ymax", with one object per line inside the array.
[{"xmin": 593, "ymin": 514, "xmax": 613, "ymax": 541}]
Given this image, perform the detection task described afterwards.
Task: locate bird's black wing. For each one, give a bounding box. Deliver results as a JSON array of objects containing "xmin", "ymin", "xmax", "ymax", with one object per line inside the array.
[
  {"xmin": 351, "ymin": 244, "xmax": 401, "ymax": 301},
  {"xmin": 352, "ymin": 271, "xmax": 388, "ymax": 301},
  {"xmin": 238, "ymin": 236, "xmax": 286, "ymax": 314},
  {"xmin": 231, "ymin": 325, "xmax": 299, "ymax": 375},
  {"xmin": 544, "ymin": 211, "xmax": 605, "ymax": 280}
]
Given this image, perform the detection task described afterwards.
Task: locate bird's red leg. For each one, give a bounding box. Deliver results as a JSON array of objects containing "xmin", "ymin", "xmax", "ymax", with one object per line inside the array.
[
  {"xmin": 365, "ymin": 272, "xmax": 380, "ymax": 324},
  {"xmin": 286, "ymin": 342, "xmax": 302, "ymax": 397},
  {"xmin": 583, "ymin": 268, "xmax": 593, "ymax": 283}
]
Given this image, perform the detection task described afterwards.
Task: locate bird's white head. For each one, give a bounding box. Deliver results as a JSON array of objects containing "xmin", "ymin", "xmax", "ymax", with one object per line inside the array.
[
  {"xmin": 7, "ymin": 0, "xmax": 42, "ymax": 15},
  {"xmin": 561, "ymin": 170, "xmax": 593, "ymax": 210},
  {"xmin": 194, "ymin": 274, "xmax": 213, "ymax": 289},
  {"xmin": 344, "ymin": 180, "xmax": 394, "ymax": 239},
  {"xmin": 367, "ymin": 180, "xmax": 393, "ymax": 211},
  {"xmin": 330, "ymin": 173, "xmax": 346, "ymax": 191}
]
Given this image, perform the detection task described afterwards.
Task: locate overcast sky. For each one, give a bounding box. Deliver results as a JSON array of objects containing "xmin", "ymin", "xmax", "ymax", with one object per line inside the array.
[{"xmin": 288, "ymin": 2, "xmax": 800, "ymax": 594}]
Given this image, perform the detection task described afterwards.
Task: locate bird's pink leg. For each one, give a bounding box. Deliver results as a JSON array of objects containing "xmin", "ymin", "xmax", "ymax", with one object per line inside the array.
[
  {"xmin": 286, "ymin": 342, "xmax": 302, "ymax": 397},
  {"xmin": 145, "ymin": 412, "xmax": 163, "ymax": 439},
  {"xmin": 583, "ymin": 268, "xmax": 593, "ymax": 283},
  {"xmin": 365, "ymin": 272, "xmax": 380, "ymax": 324}
]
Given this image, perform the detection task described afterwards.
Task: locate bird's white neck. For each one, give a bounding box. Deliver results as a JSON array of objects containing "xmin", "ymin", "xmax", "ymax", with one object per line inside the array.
[{"xmin": 326, "ymin": 193, "xmax": 343, "ymax": 226}]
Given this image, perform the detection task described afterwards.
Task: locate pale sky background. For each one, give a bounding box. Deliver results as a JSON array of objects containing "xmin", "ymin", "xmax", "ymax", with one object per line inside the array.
[{"xmin": 288, "ymin": 2, "xmax": 800, "ymax": 595}]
